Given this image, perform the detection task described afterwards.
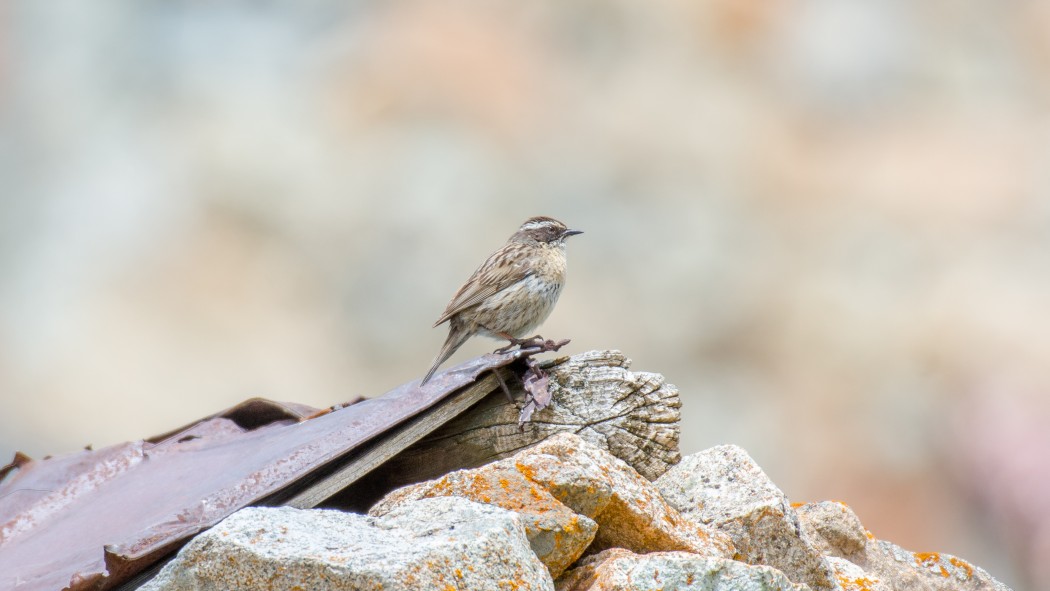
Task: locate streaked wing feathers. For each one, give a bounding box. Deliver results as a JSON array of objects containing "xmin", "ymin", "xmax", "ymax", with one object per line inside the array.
[{"xmin": 433, "ymin": 243, "xmax": 530, "ymax": 326}]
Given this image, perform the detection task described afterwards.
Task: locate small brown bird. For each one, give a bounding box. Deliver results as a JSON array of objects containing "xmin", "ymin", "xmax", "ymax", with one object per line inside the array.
[{"xmin": 421, "ymin": 216, "xmax": 583, "ymax": 385}]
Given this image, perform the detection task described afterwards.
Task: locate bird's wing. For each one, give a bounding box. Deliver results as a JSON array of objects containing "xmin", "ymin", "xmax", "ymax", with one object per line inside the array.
[{"xmin": 433, "ymin": 245, "xmax": 530, "ymax": 327}]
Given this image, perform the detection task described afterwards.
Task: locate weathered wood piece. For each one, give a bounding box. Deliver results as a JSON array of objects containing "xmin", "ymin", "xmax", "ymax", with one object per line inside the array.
[
  {"xmin": 280, "ymin": 373, "xmax": 502, "ymax": 509},
  {"xmin": 335, "ymin": 350, "xmax": 681, "ymax": 511}
]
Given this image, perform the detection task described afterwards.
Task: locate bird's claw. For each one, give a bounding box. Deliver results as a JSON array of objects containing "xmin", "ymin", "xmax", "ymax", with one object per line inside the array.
[
  {"xmin": 536, "ymin": 338, "xmax": 570, "ymax": 353},
  {"xmin": 496, "ymin": 335, "xmax": 570, "ymax": 354}
]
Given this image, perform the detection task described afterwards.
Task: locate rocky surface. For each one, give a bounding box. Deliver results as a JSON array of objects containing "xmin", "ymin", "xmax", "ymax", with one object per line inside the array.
[
  {"xmin": 655, "ymin": 445, "xmax": 837, "ymax": 590},
  {"xmin": 825, "ymin": 556, "xmax": 891, "ymax": 591},
  {"xmin": 794, "ymin": 501, "xmax": 869, "ymax": 562},
  {"xmin": 556, "ymin": 548, "xmax": 807, "ymax": 591},
  {"xmin": 794, "ymin": 500, "xmax": 1011, "ymax": 591},
  {"xmin": 145, "ymin": 433, "xmax": 1012, "ymax": 591},
  {"xmin": 369, "ymin": 459, "xmax": 599, "ymax": 578},
  {"xmin": 141, "ymin": 497, "xmax": 553, "ymax": 591},
  {"xmin": 370, "ymin": 433, "xmax": 733, "ymax": 577},
  {"xmin": 797, "ymin": 500, "xmax": 1009, "ymax": 590}
]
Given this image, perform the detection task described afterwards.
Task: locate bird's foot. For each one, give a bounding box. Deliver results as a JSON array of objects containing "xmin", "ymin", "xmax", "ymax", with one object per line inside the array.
[
  {"xmin": 495, "ymin": 335, "xmax": 570, "ymax": 354},
  {"xmin": 536, "ymin": 338, "xmax": 570, "ymax": 353},
  {"xmin": 494, "ymin": 334, "xmax": 537, "ymax": 353}
]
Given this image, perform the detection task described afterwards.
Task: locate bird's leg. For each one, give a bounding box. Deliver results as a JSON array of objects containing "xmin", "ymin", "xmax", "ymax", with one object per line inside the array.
[
  {"xmin": 494, "ymin": 333, "xmax": 571, "ymax": 353},
  {"xmin": 494, "ymin": 341, "xmax": 517, "ymax": 354},
  {"xmin": 515, "ymin": 335, "xmax": 571, "ymax": 353},
  {"xmin": 512, "ymin": 335, "xmax": 545, "ymax": 349},
  {"xmin": 493, "ymin": 331, "xmax": 531, "ymax": 353}
]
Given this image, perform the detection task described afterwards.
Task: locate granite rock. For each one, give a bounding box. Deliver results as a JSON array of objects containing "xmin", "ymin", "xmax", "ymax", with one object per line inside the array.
[
  {"xmin": 795, "ymin": 500, "xmax": 1011, "ymax": 591},
  {"xmin": 555, "ymin": 548, "xmax": 807, "ymax": 591},
  {"xmin": 656, "ymin": 445, "xmax": 836, "ymax": 590},
  {"xmin": 141, "ymin": 498, "xmax": 553, "ymax": 591},
  {"xmin": 370, "ymin": 461, "xmax": 597, "ymax": 577},
  {"xmin": 374, "ymin": 432, "xmax": 734, "ymax": 560},
  {"xmin": 794, "ymin": 501, "xmax": 868, "ymax": 561}
]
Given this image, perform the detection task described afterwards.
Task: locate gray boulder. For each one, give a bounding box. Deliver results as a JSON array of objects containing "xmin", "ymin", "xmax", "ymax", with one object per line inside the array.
[
  {"xmin": 556, "ymin": 548, "xmax": 807, "ymax": 591},
  {"xmin": 656, "ymin": 445, "xmax": 836, "ymax": 590},
  {"xmin": 142, "ymin": 497, "xmax": 554, "ymax": 591}
]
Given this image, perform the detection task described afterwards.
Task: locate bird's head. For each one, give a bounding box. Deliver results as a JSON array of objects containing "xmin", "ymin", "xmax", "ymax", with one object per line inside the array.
[{"xmin": 513, "ymin": 216, "xmax": 583, "ymax": 245}]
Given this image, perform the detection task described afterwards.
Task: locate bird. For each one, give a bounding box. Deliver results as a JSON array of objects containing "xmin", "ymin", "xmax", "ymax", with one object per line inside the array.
[{"xmin": 420, "ymin": 216, "xmax": 583, "ymax": 385}]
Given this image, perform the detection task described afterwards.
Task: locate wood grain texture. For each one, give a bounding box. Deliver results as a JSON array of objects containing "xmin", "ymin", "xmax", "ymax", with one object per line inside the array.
[
  {"xmin": 281, "ymin": 373, "xmax": 501, "ymax": 509},
  {"xmin": 337, "ymin": 350, "xmax": 680, "ymax": 510}
]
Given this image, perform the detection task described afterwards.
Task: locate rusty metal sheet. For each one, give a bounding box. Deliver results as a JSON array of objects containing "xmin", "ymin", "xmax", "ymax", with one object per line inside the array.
[
  {"xmin": 0, "ymin": 352, "xmax": 526, "ymax": 591},
  {"xmin": 142, "ymin": 397, "xmax": 326, "ymax": 444}
]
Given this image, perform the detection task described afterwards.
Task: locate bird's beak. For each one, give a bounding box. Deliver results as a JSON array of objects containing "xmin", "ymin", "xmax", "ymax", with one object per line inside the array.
[{"xmin": 562, "ymin": 229, "xmax": 583, "ymax": 238}]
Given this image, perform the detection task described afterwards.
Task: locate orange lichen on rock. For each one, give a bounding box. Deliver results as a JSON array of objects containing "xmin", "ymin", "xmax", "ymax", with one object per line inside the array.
[
  {"xmin": 564, "ymin": 515, "xmax": 582, "ymax": 534},
  {"xmin": 368, "ymin": 463, "xmax": 597, "ymax": 578},
  {"xmin": 515, "ymin": 461, "xmax": 537, "ymax": 482},
  {"xmin": 835, "ymin": 572, "xmax": 878, "ymax": 591},
  {"xmin": 508, "ymin": 434, "xmax": 735, "ymax": 560},
  {"xmin": 913, "ymin": 551, "xmax": 940, "ymax": 563},
  {"xmin": 914, "ymin": 552, "xmax": 949, "ymax": 577},
  {"xmin": 950, "ymin": 556, "xmax": 975, "ymax": 578}
]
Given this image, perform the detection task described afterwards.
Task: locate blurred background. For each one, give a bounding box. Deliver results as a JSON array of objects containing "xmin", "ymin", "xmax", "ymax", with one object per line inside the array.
[{"xmin": 2, "ymin": 1, "xmax": 1047, "ymax": 588}]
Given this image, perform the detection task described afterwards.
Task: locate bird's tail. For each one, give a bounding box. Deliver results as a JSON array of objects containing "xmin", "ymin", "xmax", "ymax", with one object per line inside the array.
[{"xmin": 420, "ymin": 327, "xmax": 471, "ymax": 385}]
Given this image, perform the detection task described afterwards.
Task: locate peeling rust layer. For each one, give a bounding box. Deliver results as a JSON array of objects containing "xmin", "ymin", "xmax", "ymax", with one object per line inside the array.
[{"xmin": 0, "ymin": 352, "xmax": 526, "ymax": 591}]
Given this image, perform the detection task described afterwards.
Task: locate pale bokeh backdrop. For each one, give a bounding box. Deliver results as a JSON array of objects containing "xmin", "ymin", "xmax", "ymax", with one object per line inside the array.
[{"xmin": 3, "ymin": 2, "xmax": 1049, "ymax": 589}]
